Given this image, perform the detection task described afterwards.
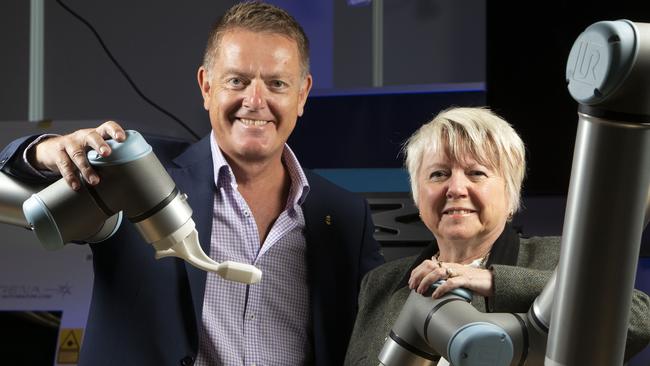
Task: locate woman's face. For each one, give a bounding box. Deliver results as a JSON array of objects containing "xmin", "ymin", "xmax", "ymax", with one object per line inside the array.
[{"xmin": 416, "ymin": 149, "xmax": 510, "ymax": 245}]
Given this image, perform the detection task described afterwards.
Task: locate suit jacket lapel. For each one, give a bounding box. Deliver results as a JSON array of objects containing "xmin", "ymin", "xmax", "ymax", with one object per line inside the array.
[
  {"xmin": 170, "ymin": 135, "xmax": 214, "ymax": 326},
  {"xmin": 301, "ymin": 175, "xmax": 334, "ymax": 365}
]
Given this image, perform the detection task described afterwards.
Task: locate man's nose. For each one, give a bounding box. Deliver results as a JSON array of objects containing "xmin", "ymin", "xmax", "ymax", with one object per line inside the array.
[
  {"xmin": 243, "ymin": 81, "xmax": 267, "ymax": 111},
  {"xmin": 446, "ymin": 172, "xmax": 469, "ymax": 199}
]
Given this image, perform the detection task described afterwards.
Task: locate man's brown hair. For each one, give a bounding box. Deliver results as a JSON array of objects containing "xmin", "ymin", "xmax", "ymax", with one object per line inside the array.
[{"xmin": 202, "ymin": 1, "xmax": 310, "ymax": 78}]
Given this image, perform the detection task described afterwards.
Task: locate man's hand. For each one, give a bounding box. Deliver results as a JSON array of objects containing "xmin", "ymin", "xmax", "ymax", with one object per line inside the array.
[{"xmin": 30, "ymin": 121, "xmax": 126, "ymax": 190}]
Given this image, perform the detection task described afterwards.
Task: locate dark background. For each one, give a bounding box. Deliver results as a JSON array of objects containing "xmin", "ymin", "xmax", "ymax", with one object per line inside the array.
[
  {"xmin": 1, "ymin": 1, "xmax": 650, "ymax": 364},
  {"xmin": 1, "ymin": 0, "xmax": 650, "ymax": 249},
  {"xmin": 1, "ymin": 2, "xmax": 649, "ymax": 244},
  {"xmin": 2, "ymin": 1, "xmax": 650, "ymax": 199},
  {"xmin": 487, "ymin": 1, "xmax": 650, "ymax": 196},
  {"xmin": 292, "ymin": 1, "xmax": 650, "ymax": 196}
]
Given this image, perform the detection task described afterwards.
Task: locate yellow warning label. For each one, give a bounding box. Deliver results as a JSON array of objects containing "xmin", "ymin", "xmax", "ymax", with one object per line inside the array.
[{"xmin": 57, "ymin": 328, "xmax": 83, "ymax": 364}]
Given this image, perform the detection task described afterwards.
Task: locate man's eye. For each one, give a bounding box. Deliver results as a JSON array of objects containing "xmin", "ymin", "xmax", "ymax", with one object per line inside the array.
[
  {"xmin": 227, "ymin": 78, "xmax": 245, "ymax": 87},
  {"xmin": 270, "ymin": 80, "xmax": 287, "ymax": 89}
]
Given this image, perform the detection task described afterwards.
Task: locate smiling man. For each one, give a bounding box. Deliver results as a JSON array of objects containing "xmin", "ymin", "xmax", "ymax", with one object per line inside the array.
[{"xmin": 0, "ymin": 2, "xmax": 383, "ymax": 365}]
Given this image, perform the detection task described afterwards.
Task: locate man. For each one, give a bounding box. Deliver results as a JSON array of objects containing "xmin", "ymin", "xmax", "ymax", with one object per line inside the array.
[{"xmin": 0, "ymin": 2, "xmax": 383, "ymax": 365}]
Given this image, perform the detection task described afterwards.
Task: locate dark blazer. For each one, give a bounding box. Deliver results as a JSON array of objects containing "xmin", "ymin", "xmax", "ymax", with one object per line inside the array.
[
  {"xmin": 344, "ymin": 227, "xmax": 650, "ymax": 365},
  {"xmin": 0, "ymin": 134, "xmax": 385, "ymax": 366}
]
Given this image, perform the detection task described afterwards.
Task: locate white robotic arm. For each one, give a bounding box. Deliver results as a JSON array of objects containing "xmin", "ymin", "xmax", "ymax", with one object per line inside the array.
[{"xmin": 0, "ymin": 130, "xmax": 261, "ymax": 285}]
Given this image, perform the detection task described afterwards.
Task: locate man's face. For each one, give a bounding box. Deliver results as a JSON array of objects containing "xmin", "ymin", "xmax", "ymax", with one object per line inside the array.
[{"xmin": 198, "ymin": 29, "xmax": 312, "ymax": 164}]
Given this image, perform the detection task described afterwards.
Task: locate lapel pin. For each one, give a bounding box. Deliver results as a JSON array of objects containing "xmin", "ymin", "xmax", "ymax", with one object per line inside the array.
[{"xmin": 325, "ymin": 215, "xmax": 332, "ymax": 225}]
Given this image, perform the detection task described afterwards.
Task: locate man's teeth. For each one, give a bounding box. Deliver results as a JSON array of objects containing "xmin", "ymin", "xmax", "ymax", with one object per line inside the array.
[
  {"xmin": 445, "ymin": 209, "xmax": 473, "ymax": 215},
  {"xmin": 239, "ymin": 118, "xmax": 269, "ymax": 126}
]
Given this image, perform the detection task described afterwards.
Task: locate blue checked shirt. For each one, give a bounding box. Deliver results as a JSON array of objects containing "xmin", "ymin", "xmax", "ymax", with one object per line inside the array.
[{"xmin": 195, "ymin": 132, "xmax": 312, "ymax": 366}]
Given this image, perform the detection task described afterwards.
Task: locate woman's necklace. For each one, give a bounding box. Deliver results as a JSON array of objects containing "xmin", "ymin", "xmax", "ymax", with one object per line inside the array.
[{"xmin": 434, "ymin": 250, "xmax": 491, "ymax": 269}]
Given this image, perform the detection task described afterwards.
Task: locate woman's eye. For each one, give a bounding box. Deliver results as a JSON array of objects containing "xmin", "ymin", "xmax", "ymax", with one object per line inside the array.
[
  {"xmin": 469, "ymin": 170, "xmax": 488, "ymax": 178},
  {"xmin": 429, "ymin": 171, "xmax": 447, "ymax": 180}
]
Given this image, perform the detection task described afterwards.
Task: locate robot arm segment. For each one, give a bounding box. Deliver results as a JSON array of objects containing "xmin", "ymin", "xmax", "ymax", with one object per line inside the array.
[
  {"xmin": 0, "ymin": 130, "xmax": 261, "ymax": 284},
  {"xmin": 379, "ymin": 283, "xmax": 528, "ymax": 366},
  {"xmin": 379, "ymin": 19, "xmax": 650, "ymax": 366},
  {"xmin": 0, "ymin": 170, "xmax": 46, "ymax": 228}
]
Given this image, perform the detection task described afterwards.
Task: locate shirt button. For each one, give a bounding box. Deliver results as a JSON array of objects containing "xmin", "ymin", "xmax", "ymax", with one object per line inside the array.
[
  {"xmin": 243, "ymin": 210, "xmax": 250, "ymax": 217},
  {"xmin": 247, "ymin": 314, "xmax": 255, "ymax": 320}
]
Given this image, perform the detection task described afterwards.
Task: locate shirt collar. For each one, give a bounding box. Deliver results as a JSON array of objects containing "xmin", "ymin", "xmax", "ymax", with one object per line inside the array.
[
  {"xmin": 282, "ymin": 142, "xmax": 310, "ymax": 208},
  {"xmin": 209, "ymin": 131, "xmax": 310, "ymax": 208}
]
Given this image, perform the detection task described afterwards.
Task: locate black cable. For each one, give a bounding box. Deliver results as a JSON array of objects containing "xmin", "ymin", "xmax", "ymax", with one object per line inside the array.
[{"xmin": 54, "ymin": 0, "xmax": 201, "ymax": 141}]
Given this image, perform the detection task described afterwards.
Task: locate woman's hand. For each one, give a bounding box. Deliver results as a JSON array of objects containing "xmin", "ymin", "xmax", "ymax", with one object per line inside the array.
[{"xmin": 408, "ymin": 257, "xmax": 494, "ymax": 299}]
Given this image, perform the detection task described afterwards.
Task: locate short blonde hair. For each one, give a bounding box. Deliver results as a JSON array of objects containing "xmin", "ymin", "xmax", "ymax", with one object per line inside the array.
[{"xmin": 404, "ymin": 107, "xmax": 526, "ymax": 214}]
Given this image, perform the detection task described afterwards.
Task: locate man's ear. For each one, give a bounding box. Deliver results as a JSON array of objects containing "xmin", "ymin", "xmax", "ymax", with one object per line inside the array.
[
  {"xmin": 197, "ymin": 66, "xmax": 211, "ymax": 110},
  {"xmin": 297, "ymin": 74, "xmax": 313, "ymax": 117}
]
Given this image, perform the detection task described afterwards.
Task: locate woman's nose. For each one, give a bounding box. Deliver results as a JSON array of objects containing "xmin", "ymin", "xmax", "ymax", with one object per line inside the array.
[
  {"xmin": 446, "ymin": 172, "xmax": 469, "ymax": 198},
  {"xmin": 243, "ymin": 81, "xmax": 267, "ymax": 111}
]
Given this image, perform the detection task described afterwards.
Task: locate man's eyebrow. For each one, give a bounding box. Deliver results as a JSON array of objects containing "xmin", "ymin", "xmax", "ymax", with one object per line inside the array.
[
  {"xmin": 219, "ymin": 69, "xmax": 292, "ymax": 81},
  {"xmin": 264, "ymin": 72, "xmax": 290, "ymax": 79},
  {"xmin": 219, "ymin": 68, "xmax": 253, "ymax": 77}
]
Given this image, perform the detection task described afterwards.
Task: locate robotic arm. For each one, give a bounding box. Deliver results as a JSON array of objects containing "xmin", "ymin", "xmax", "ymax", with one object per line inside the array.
[
  {"xmin": 378, "ymin": 277, "xmax": 554, "ymax": 366},
  {"xmin": 379, "ymin": 283, "xmax": 532, "ymax": 366},
  {"xmin": 379, "ymin": 19, "xmax": 650, "ymax": 366},
  {"xmin": 0, "ymin": 130, "xmax": 261, "ymax": 285}
]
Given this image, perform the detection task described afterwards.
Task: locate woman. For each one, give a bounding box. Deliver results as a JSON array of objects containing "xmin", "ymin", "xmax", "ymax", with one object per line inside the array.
[{"xmin": 344, "ymin": 107, "xmax": 650, "ymax": 365}]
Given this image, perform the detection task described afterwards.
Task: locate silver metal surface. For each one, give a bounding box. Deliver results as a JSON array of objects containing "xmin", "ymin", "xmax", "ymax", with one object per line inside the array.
[
  {"xmin": 85, "ymin": 212, "xmax": 123, "ymax": 243},
  {"xmin": 134, "ymin": 191, "xmax": 192, "ymax": 244},
  {"xmin": 547, "ymin": 20, "xmax": 650, "ymax": 365},
  {"xmin": 532, "ymin": 269, "xmax": 556, "ymax": 330},
  {"xmin": 36, "ymin": 178, "xmax": 112, "ymax": 243},
  {"xmin": 378, "ymin": 337, "xmax": 435, "ymax": 366},
  {"xmin": 380, "ymin": 290, "xmax": 525, "ymax": 366},
  {"xmin": 0, "ymin": 171, "xmax": 44, "ymax": 228},
  {"xmin": 546, "ymin": 114, "xmax": 650, "ymax": 365},
  {"xmin": 91, "ymin": 152, "xmax": 176, "ymax": 218}
]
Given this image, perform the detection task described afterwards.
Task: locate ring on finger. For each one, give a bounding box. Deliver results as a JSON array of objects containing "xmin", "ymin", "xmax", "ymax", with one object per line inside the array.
[{"xmin": 446, "ymin": 267, "xmax": 457, "ymax": 278}]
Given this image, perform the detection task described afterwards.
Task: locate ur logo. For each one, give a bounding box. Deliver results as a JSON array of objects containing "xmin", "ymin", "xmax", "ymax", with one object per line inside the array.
[{"xmin": 571, "ymin": 40, "xmax": 602, "ymax": 85}]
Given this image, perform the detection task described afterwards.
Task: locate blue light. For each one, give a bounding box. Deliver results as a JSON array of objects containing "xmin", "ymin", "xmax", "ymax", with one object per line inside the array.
[{"xmin": 347, "ymin": 0, "xmax": 372, "ymax": 6}]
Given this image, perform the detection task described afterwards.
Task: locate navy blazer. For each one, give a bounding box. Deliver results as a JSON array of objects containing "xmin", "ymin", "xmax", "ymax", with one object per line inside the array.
[{"xmin": 0, "ymin": 134, "xmax": 384, "ymax": 366}]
